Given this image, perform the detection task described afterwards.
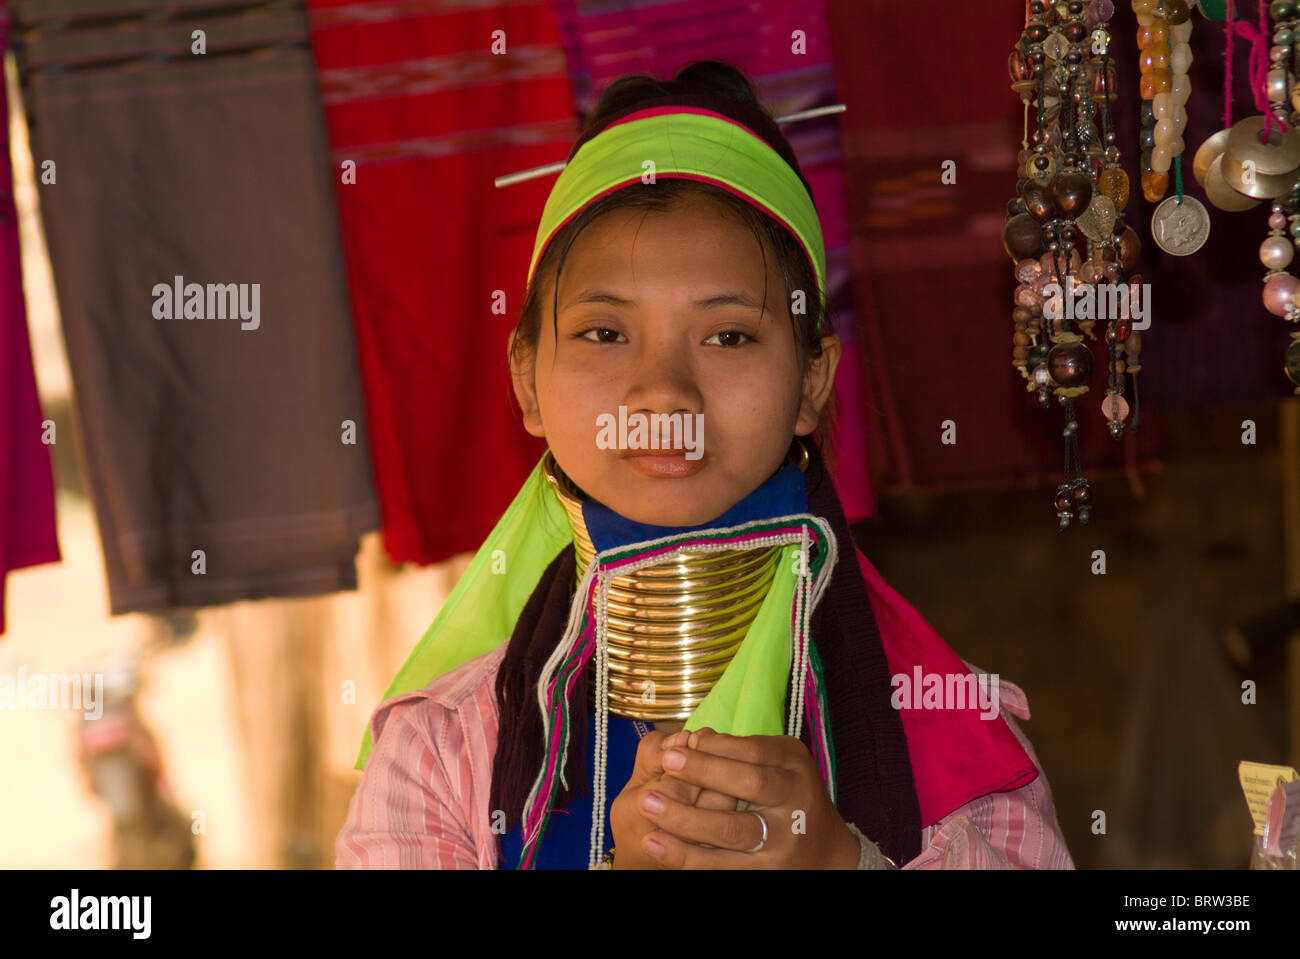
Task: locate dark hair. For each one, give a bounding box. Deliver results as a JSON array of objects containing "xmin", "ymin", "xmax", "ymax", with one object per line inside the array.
[{"xmin": 507, "ymin": 59, "xmax": 838, "ymax": 469}]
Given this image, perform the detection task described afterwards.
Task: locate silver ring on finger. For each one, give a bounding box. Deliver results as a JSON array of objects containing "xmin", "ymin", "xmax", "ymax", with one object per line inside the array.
[{"xmin": 744, "ymin": 810, "xmax": 769, "ymax": 853}]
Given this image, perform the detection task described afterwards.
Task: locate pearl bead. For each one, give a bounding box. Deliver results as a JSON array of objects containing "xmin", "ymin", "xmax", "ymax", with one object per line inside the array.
[
  {"xmin": 1268, "ymin": 69, "xmax": 1290, "ymax": 104},
  {"xmin": 1155, "ymin": 118, "xmax": 1177, "ymax": 142},
  {"xmin": 1151, "ymin": 144, "xmax": 1172, "ymax": 172},
  {"xmin": 1153, "ymin": 92, "xmax": 1173, "ymax": 120},
  {"xmin": 1263, "ymin": 273, "xmax": 1300, "ymax": 316},
  {"xmin": 1173, "ymin": 106, "xmax": 1187, "ymax": 134},
  {"xmin": 1172, "ymin": 75, "xmax": 1191, "ymax": 104},
  {"xmin": 1261, "ymin": 235, "xmax": 1295, "ymax": 270},
  {"xmin": 1271, "ymin": 212, "xmax": 1288, "ymax": 230},
  {"xmin": 1172, "ymin": 21, "xmax": 1192, "ymax": 43}
]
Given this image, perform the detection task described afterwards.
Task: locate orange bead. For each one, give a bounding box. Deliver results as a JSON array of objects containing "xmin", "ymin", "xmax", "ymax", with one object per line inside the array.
[
  {"xmin": 1141, "ymin": 170, "xmax": 1169, "ymax": 202},
  {"xmin": 1136, "ymin": 24, "xmax": 1154, "ymax": 49},
  {"xmin": 1100, "ymin": 167, "xmax": 1131, "ymax": 212},
  {"xmin": 1139, "ymin": 69, "xmax": 1172, "ymax": 98},
  {"xmin": 1139, "ymin": 48, "xmax": 1169, "ymax": 74}
]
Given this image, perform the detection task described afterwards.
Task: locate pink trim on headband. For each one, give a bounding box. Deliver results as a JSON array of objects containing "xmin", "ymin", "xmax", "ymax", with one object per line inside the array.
[
  {"xmin": 601, "ymin": 105, "xmax": 763, "ymax": 142},
  {"xmin": 530, "ymin": 172, "xmax": 823, "ymax": 305}
]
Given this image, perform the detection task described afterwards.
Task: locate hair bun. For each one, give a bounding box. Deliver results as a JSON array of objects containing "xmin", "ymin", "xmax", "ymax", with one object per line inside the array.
[{"xmin": 580, "ymin": 59, "xmax": 762, "ymax": 140}]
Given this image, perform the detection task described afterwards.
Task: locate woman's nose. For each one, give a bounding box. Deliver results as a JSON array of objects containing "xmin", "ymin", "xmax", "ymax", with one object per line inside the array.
[{"xmin": 621, "ymin": 353, "xmax": 703, "ymax": 417}]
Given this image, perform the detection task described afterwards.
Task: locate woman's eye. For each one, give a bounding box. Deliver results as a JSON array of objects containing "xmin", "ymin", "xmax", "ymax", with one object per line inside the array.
[
  {"xmin": 578, "ymin": 327, "xmax": 625, "ymax": 343},
  {"xmin": 706, "ymin": 330, "xmax": 755, "ymax": 347}
]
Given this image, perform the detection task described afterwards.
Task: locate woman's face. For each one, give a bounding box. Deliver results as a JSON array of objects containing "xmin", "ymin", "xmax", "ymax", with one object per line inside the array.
[{"xmin": 512, "ymin": 196, "xmax": 841, "ymax": 527}]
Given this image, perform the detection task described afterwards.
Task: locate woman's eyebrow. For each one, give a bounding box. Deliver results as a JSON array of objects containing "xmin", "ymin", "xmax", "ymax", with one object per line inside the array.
[{"xmin": 562, "ymin": 289, "xmax": 764, "ymax": 311}]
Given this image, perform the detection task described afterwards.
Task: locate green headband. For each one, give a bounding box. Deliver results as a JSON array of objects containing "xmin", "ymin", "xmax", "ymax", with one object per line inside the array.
[{"xmin": 527, "ymin": 107, "xmax": 828, "ymax": 329}]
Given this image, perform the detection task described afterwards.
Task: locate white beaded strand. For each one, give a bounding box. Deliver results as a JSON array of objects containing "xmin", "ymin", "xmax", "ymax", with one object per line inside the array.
[{"xmin": 589, "ymin": 569, "xmax": 611, "ymax": 869}]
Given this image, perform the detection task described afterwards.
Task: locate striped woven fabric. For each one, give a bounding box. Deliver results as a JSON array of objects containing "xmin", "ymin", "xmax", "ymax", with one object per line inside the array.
[
  {"xmin": 7, "ymin": 0, "xmax": 381, "ymax": 612},
  {"xmin": 304, "ymin": 0, "xmax": 577, "ymax": 565}
]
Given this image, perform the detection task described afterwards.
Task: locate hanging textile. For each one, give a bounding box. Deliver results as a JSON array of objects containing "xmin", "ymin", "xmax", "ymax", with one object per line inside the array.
[
  {"xmin": 8, "ymin": 0, "xmax": 379, "ymax": 613},
  {"xmin": 0, "ymin": 1, "xmax": 59, "ymax": 635},
  {"xmin": 304, "ymin": 0, "xmax": 576, "ymax": 565}
]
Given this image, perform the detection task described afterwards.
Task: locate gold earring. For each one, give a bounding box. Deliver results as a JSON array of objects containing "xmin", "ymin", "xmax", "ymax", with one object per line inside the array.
[{"xmin": 789, "ymin": 438, "xmax": 810, "ymax": 472}]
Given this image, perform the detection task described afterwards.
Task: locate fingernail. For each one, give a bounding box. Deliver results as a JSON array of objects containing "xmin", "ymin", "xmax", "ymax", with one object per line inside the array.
[
  {"xmin": 663, "ymin": 749, "xmax": 685, "ymax": 770},
  {"xmin": 645, "ymin": 836, "xmax": 664, "ymax": 857},
  {"xmin": 688, "ymin": 731, "xmax": 700, "ymax": 749},
  {"xmin": 641, "ymin": 792, "xmax": 664, "ymax": 814}
]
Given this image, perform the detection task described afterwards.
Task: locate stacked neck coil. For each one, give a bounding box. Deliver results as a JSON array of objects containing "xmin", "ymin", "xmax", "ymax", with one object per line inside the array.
[{"xmin": 543, "ymin": 451, "xmax": 784, "ymax": 720}]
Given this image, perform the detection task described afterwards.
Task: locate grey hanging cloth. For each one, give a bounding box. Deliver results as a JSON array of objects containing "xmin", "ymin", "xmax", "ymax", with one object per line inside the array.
[{"xmin": 8, "ymin": 0, "xmax": 380, "ymax": 613}]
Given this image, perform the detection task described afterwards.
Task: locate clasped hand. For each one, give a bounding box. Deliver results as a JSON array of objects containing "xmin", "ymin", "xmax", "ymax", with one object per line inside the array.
[{"xmin": 608, "ymin": 726, "xmax": 860, "ymax": 869}]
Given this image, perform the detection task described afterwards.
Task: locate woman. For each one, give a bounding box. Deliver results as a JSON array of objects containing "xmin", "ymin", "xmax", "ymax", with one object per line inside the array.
[{"xmin": 337, "ymin": 60, "xmax": 1074, "ymax": 870}]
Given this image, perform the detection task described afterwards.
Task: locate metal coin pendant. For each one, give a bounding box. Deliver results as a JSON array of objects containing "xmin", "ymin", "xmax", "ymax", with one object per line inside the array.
[
  {"xmin": 1204, "ymin": 154, "xmax": 1264, "ymax": 211},
  {"xmin": 1151, "ymin": 195, "xmax": 1211, "ymax": 255},
  {"xmin": 1192, "ymin": 129, "xmax": 1231, "ymax": 188}
]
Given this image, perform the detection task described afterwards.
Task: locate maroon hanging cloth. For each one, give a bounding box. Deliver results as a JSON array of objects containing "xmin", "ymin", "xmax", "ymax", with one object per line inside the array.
[{"xmin": 0, "ymin": 2, "xmax": 60, "ymax": 635}]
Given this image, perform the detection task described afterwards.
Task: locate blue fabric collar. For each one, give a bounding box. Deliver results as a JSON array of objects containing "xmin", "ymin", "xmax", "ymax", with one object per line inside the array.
[{"xmin": 580, "ymin": 461, "xmax": 808, "ymax": 554}]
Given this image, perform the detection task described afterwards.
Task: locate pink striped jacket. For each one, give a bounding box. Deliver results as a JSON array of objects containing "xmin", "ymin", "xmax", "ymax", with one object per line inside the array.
[{"xmin": 336, "ymin": 640, "xmax": 1075, "ymax": 869}]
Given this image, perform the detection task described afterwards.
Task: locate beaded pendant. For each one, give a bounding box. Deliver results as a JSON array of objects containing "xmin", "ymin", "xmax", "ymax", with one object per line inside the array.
[{"xmin": 1005, "ymin": 0, "xmax": 1143, "ymax": 529}]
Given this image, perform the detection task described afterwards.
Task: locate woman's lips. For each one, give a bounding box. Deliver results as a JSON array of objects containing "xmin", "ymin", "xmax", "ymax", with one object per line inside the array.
[{"xmin": 621, "ymin": 451, "xmax": 705, "ymax": 478}]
